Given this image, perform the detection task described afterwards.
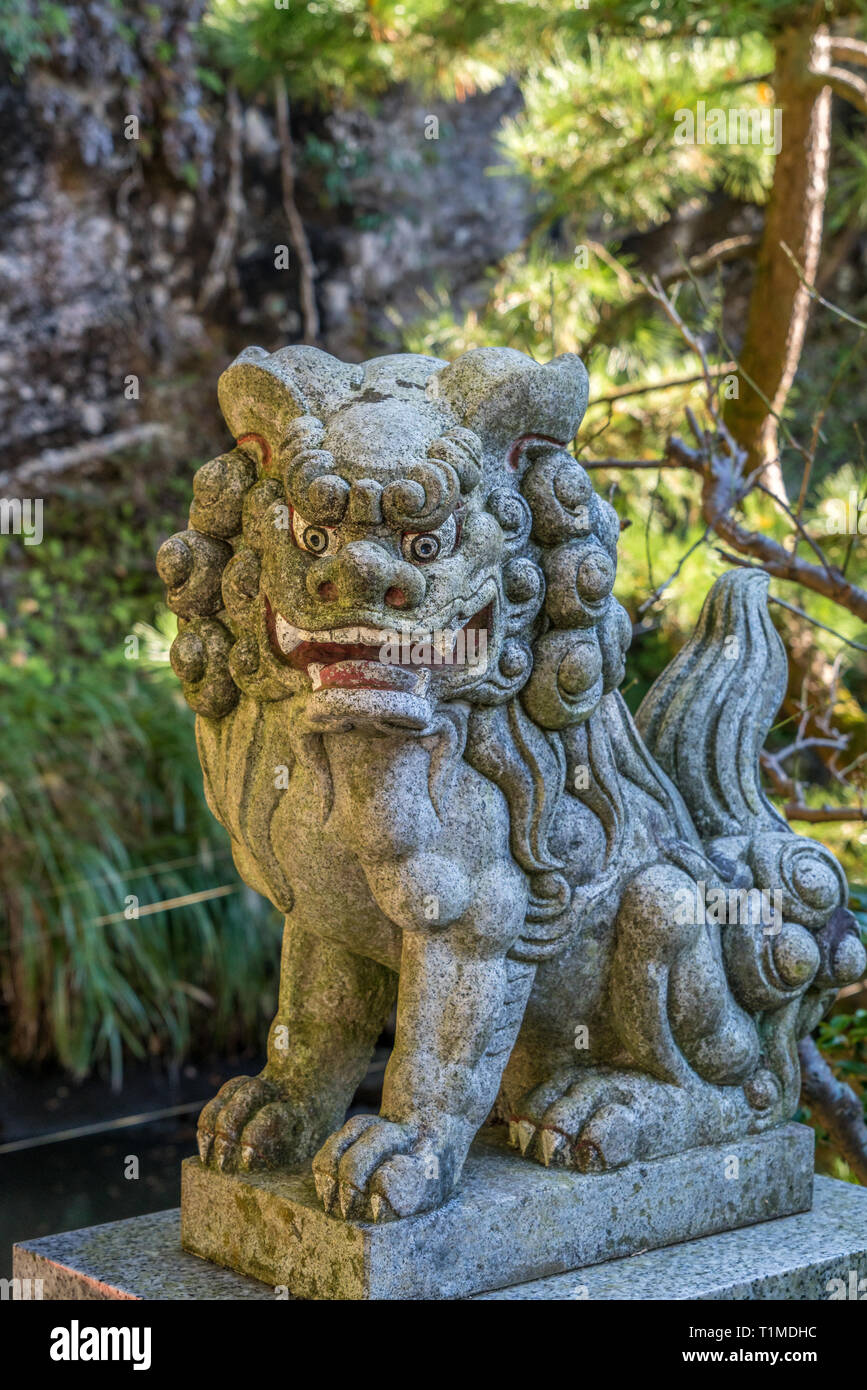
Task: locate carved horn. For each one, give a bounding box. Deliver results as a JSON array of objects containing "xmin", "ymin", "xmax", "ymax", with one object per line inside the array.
[
  {"xmin": 434, "ymin": 348, "xmax": 590, "ymax": 460},
  {"xmin": 217, "ymin": 345, "xmax": 363, "ymax": 466}
]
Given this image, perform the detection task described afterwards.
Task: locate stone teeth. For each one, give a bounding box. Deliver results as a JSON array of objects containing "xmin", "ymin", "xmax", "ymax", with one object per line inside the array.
[
  {"xmin": 275, "ymin": 614, "xmax": 303, "ymax": 653},
  {"xmin": 413, "ymin": 669, "xmax": 431, "ymax": 697},
  {"xmin": 433, "ymin": 629, "xmax": 460, "ymax": 659},
  {"xmin": 309, "ymin": 626, "xmax": 359, "ymax": 643},
  {"xmin": 307, "ymin": 663, "xmax": 324, "ymax": 690},
  {"xmin": 275, "ymin": 614, "xmax": 474, "ymax": 656}
]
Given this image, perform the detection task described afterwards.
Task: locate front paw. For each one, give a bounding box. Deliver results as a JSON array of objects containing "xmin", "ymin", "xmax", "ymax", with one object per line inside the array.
[
  {"xmin": 311, "ymin": 1115, "xmax": 455, "ymax": 1222},
  {"xmin": 197, "ymin": 1075, "xmax": 318, "ymax": 1173}
]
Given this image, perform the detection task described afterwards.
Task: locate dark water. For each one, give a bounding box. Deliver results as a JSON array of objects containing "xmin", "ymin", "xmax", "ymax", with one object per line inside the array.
[
  {"xmin": 1, "ymin": 1113, "xmax": 194, "ymax": 1278},
  {"xmin": 1, "ymin": 1051, "xmax": 388, "ymax": 1278}
]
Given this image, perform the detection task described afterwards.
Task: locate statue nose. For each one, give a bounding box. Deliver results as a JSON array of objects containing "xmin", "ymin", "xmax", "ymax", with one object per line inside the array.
[{"xmin": 305, "ymin": 541, "xmax": 425, "ymax": 610}]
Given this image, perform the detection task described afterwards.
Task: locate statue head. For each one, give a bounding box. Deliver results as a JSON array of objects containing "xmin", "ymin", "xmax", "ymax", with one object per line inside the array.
[{"xmin": 158, "ymin": 345, "xmax": 632, "ymax": 734}]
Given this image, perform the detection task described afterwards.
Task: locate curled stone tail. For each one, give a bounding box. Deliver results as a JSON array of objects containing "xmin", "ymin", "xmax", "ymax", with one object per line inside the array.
[{"xmin": 635, "ymin": 570, "xmax": 788, "ymax": 840}]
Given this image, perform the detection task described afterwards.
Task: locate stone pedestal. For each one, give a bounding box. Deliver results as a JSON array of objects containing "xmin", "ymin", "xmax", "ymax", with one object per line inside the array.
[
  {"xmin": 12, "ymin": 1172, "xmax": 867, "ymax": 1301},
  {"xmin": 175, "ymin": 1123, "xmax": 814, "ymax": 1300}
]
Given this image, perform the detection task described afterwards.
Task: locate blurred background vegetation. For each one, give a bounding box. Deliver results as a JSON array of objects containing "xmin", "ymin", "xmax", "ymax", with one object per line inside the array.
[{"xmin": 0, "ymin": 1, "xmax": 864, "ymax": 1178}]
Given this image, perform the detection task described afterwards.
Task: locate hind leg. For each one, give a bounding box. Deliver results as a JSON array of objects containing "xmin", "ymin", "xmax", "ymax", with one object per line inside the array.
[{"xmin": 510, "ymin": 864, "xmax": 762, "ymax": 1170}]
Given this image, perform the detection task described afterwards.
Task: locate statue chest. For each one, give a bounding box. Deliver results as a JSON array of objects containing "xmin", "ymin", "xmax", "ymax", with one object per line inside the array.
[{"xmin": 267, "ymin": 729, "xmax": 517, "ymax": 946}]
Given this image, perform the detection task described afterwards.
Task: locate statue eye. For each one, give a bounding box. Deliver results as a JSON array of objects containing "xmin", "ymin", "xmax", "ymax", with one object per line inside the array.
[
  {"xmin": 302, "ymin": 527, "xmax": 331, "ymax": 554},
  {"xmin": 292, "ymin": 511, "xmax": 338, "ymax": 556},
  {"xmin": 406, "ymin": 533, "xmax": 440, "ymax": 563},
  {"xmin": 401, "ymin": 514, "xmax": 457, "ymax": 564}
]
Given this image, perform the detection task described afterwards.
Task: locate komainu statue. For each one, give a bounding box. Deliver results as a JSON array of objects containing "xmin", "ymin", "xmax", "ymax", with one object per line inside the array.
[{"xmin": 158, "ymin": 345, "xmax": 865, "ymax": 1223}]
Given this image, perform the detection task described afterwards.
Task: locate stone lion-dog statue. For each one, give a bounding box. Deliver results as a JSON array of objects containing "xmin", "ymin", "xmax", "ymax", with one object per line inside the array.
[{"xmin": 157, "ymin": 345, "xmax": 864, "ymax": 1223}]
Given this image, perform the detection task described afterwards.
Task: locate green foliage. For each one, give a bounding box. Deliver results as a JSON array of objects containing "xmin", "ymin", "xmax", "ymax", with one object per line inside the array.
[
  {"xmin": 812, "ymin": 991, "xmax": 867, "ymax": 1183},
  {"xmin": 0, "ymin": 462, "xmax": 281, "ymax": 1082},
  {"xmin": 0, "ymin": 0, "xmax": 69, "ymax": 76},
  {"xmin": 302, "ymin": 134, "xmax": 372, "ymax": 207},
  {"xmin": 500, "ymin": 37, "xmax": 775, "ymax": 234},
  {"xmin": 202, "ymin": 0, "xmax": 504, "ymax": 104},
  {"xmin": 201, "ymin": 0, "xmax": 867, "ymax": 111},
  {"xmin": 817, "ymin": 1008, "xmax": 867, "ymax": 1090},
  {"xmin": 404, "ymin": 13, "xmax": 867, "ymax": 877}
]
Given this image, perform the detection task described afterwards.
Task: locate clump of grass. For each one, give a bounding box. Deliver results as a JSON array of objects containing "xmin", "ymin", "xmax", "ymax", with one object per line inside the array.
[
  {"xmin": 0, "ymin": 651, "xmax": 281, "ymax": 1085},
  {"xmin": 0, "ymin": 463, "xmax": 281, "ymax": 1084}
]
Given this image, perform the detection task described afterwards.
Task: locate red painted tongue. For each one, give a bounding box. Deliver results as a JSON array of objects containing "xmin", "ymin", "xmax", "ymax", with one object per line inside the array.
[
  {"xmin": 286, "ymin": 639, "xmax": 382, "ymax": 672},
  {"xmin": 315, "ymin": 660, "xmax": 421, "ymax": 692}
]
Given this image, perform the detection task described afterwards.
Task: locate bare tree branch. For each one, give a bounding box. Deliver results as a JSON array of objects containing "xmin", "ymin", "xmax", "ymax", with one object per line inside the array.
[
  {"xmin": 810, "ymin": 33, "xmax": 867, "ymax": 113},
  {"xmin": 585, "ymin": 236, "xmax": 759, "ymax": 354},
  {"xmin": 637, "ymin": 527, "xmax": 710, "ymax": 616},
  {"xmin": 827, "ymin": 35, "xmax": 867, "ymax": 66},
  {"xmin": 582, "ymin": 457, "xmax": 675, "ymax": 470},
  {"xmin": 274, "ymin": 76, "xmax": 319, "ymax": 344},
  {"xmin": 585, "ymin": 364, "xmax": 736, "ymax": 408},
  {"xmin": 752, "ymin": 478, "xmax": 834, "ymax": 574},
  {"xmin": 198, "ymin": 85, "xmax": 244, "ymax": 312},
  {"xmin": 767, "ymin": 594, "xmax": 867, "ymax": 652},
  {"xmin": 799, "ymin": 1035, "xmax": 867, "ymax": 1183},
  {"xmin": 780, "ymin": 241, "xmax": 867, "ymax": 331},
  {"xmin": 0, "ymin": 425, "xmax": 171, "ymax": 492},
  {"xmin": 707, "ymin": 465, "xmax": 867, "ymax": 618},
  {"xmin": 634, "ymin": 276, "xmax": 867, "ymax": 621},
  {"xmin": 785, "ymin": 804, "xmax": 867, "ymax": 823}
]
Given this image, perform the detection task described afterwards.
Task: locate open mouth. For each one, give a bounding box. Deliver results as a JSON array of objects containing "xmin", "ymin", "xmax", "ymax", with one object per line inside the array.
[{"xmin": 264, "ymin": 597, "xmax": 491, "ymax": 691}]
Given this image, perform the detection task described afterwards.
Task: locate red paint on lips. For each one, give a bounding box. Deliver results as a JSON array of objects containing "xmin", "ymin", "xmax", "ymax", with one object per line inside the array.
[{"xmin": 316, "ymin": 661, "xmax": 421, "ymax": 691}]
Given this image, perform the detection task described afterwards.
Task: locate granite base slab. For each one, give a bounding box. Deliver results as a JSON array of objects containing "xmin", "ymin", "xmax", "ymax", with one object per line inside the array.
[
  {"xmin": 179, "ymin": 1123, "xmax": 813, "ymax": 1299},
  {"xmin": 12, "ymin": 1174, "xmax": 867, "ymax": 1300}
]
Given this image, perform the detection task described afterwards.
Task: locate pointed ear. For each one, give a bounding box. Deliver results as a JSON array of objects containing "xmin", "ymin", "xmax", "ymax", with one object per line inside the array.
[
  {"xmin": 217, "ymin": 345, "xmax": 363, "ymax": 451},
  {"xmin": 434, "ymin": 348, "xmax": 589, "ymax": 459}
]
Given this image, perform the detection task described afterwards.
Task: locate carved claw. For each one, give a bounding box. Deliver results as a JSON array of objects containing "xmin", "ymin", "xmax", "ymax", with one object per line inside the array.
[
  {"xmin": 539, "ymin": 1127, "xmax": 567, "ymax": 1167},
  {"xmin": 239, "ymin": 1144, "xmax": 258, "ymax": 1171},
  {"xmin": 577, "ymin": 1103, "xmax": 638, "ymax": 1170},
  {"xmin": 370, "ymin": 1191, "xmax": 398, "ymax": 1223},
  {"xmin": 516, "ymin": 1119, "xmax": 536, "ymax": 1155},
  {"xmin": 338, "ymin": 1182, "xmax": 363, "ymax": 1220},
  {"xmin": 313, "ymin": 1171, "xmax": 338, "ymax": 1214},
  {"xmin": 213, "ymin": 1137, "xmax": 234, "ymax": 1172}
]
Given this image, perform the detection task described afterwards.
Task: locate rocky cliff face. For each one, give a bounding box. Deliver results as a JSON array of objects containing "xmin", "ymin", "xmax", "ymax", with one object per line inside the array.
[{"xmin": 0, "ymin": 2, "xmax": 532, "ymax": 487}]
